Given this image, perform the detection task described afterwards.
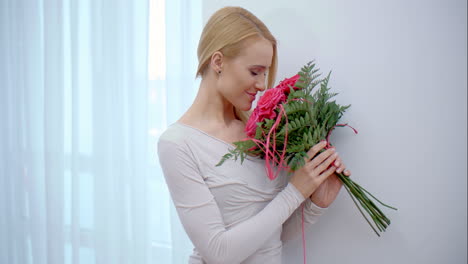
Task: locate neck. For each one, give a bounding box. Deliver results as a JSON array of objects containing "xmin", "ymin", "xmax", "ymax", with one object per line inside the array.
[{"xmin": 181, "ymin": 75, "xmax": 239, "ymax": 129}]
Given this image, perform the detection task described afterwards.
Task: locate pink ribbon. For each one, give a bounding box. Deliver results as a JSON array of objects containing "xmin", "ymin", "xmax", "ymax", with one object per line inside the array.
[
  {"xmin": 242, "ymin": 108, "xmax": 359, "ymax": 264},
  {"xmin": 325, "ymin": 123, "xmax": 358, "ymax": 149},
  {"xmin": 264, "ymin": 104, "xmax": 289, "ymax": 180}
]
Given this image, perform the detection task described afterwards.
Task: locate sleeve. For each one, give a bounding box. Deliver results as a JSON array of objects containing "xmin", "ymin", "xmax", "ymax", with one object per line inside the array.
[
  {"xmin": 281, "ymin": 184, "xmax": 328, "ymax": 242},
  {"xmin": 158, "ymin": 139, "xmax": 306, "ymax": 264}
]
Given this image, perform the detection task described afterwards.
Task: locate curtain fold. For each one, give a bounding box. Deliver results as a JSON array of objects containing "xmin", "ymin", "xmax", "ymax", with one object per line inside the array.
[
  {"xmin": 1, "ymin": 0, "xmax": 151, "ymax": 263},
  {"xmin": 162, "ymin": 0, "xmax": 202, "ymax": 263},
  {"xmin": 1, "ymin": 0, "xmax": 201, "ymax": 263},
  {"xmin": 44, "ymin": 2, "xmax": 65, "ymax": 263}
]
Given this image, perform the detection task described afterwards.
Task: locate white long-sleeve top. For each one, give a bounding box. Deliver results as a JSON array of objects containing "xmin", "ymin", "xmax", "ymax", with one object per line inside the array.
[{"xmin": 157, "ymin": 122, "xmax": 327, "ymax": 264}]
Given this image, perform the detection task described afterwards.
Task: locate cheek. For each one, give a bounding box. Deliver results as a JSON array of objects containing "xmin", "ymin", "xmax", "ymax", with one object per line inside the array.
[
  {"xmin": 226, "ymin": 72, "xmax": 252, "ymax": 93},
  {"xmin": 238, "ymin": 73, "xmax": 256, "ymax": 90}
]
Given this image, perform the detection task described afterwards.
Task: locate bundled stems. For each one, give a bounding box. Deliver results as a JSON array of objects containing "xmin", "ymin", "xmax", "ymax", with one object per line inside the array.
[{"xmin": 337, "ymin": 172, "xmax": 397, "ymax": 236}]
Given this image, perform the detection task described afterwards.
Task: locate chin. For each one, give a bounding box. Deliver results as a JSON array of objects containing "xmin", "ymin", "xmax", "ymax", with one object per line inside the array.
[
  {"xmin": 238, "ymin": 103, "xmax": 252, "ymax": 112},
  {"xmin": 233, "ymin": 98, "xmax": 254, "ymax": 112}
]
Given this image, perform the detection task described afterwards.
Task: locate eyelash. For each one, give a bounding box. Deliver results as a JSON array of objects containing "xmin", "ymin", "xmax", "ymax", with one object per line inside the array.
[{"xmin": 251, "ymin": 71, "xmax": 266, "ymax": 77}]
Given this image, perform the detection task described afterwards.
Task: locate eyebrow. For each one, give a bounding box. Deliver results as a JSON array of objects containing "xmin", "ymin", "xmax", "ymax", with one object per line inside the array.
[{"xmin": 250, "ymin": 65, "xmax": 269, "ymax": 70}]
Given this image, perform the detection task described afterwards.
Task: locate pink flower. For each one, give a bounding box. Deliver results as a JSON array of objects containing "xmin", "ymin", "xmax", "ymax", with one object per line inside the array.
[
  {"xmin": 245, "ymin": 108, "xmax": 260, "ymax": 137},
  {"xmin": 277, "ymin": 74, "xmax": 301, "ymax": 93},
  {"xmin": 257, "ymin": 88, "xmax": 287, "ymax": 120},
  {"xmin": 244, "ymin": 74, "xmax": 300, "ymax": 138},
  {"xmin": 245, "ymin": 87, "xmax": 287, "ymax": 137}
]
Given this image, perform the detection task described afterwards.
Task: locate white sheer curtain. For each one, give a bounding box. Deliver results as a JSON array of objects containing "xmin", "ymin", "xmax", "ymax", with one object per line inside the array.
[
  {"xmin": 150, "ymin": 0, "xmax": 201, "ymax": 263},
  {"xmin": 0, "ymin": 0, "xmax": 201, "ymax": 263}
]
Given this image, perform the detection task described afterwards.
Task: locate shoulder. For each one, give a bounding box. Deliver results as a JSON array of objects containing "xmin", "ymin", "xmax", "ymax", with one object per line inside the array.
[
  {"xmin": 157, "ymin": 123, "xmax": 195, "ymax": 153},
  {"xmin": 157, "ymin": 122, "xmax": 215, "ymax": 157},
  {"xmin": 159, "ymin": 123, "xmax": 187, "ymax": 143},
  {"xmin": 157, "ymin": 123, "xmax": 199, "ymax": 170}
]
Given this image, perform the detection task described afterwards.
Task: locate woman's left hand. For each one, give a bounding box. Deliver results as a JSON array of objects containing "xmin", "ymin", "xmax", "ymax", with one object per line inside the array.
[{"xmin": 309, "ymin": 155, "xmax": 351, "ymax": 208}]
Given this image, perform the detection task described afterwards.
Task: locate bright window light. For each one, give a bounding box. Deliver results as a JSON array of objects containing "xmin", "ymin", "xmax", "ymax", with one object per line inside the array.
[{"xmin": 148, "ymin": 0, "xmax": 166, "ymax": 80}]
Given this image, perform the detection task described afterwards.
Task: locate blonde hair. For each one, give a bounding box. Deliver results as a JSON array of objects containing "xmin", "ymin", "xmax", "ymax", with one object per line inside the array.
[{"xmin": 196, "ymin": 6, "xmax": 278, "ymax": 122}]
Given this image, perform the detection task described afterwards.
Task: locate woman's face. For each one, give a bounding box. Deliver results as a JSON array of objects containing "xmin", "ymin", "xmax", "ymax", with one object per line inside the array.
[{"xmin": 217, "ymin": 37, "xmax": 273, "ymax": 111}]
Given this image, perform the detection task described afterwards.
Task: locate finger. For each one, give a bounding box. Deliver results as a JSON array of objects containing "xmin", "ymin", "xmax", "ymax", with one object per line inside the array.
[
  {"xmin": 309, "ymin": 148, "xmax": 336, "ymax": 169},
  {"xmin": 315, "ymin": 151, "xmax": 338, "ymax": 173},
  {"xmin": 335, "ymin": 159, "xmax": 351, "ymax": 176},
  {"xmin": 335, "ymin": 161, "xmax": 345, "ymax": 173},
  {"xmin": 305, "ymin": 141, "xmax": 328, "ymax": 162},
  {"xmin": 333, "ymin": 157, "xmax": 341, "ymax": 167},
  {"xmin": 336, "ymin": 164, "xmax": 351, "ymax": 176},
  {"xmin": 319, "ymin": 163, "xmax": 338, "ymax": 180}
]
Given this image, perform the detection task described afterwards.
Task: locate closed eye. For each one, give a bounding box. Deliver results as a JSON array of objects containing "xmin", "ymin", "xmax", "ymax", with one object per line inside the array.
[{"xmin": 250, "ymin": 71, "xmax": 258, "ymax": 76}]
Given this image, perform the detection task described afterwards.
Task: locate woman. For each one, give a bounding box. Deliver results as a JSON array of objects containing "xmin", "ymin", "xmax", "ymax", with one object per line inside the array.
[{"xmin": 158, "ymin": 6, "xmax": 351, "ymax": 264}]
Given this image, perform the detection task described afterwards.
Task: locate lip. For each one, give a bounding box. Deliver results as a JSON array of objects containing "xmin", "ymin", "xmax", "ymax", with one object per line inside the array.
[{"xmin": 245, "ymin": 91, "xmax": 256, "ymax": 101}]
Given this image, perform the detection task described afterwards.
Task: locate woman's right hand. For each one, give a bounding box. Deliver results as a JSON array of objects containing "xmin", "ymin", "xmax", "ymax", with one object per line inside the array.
[{"xmin": 289, "ymin": 141, "xmax": 338, "ymax": 199}]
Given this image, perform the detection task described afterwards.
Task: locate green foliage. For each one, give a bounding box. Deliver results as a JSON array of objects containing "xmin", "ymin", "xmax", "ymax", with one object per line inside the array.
[
  {"xmin": 216, "ymin": 60, "xmax": 350, "ymax": 172},
  {"xmin": 216, "ymin": 60, "xmax": 397, "ymax": 237}
]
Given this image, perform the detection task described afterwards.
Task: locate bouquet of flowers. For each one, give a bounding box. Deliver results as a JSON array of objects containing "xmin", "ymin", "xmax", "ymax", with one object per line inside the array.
[{"xmin": 217, "ymin": 61, "xmax": 397, "ymax": 236}]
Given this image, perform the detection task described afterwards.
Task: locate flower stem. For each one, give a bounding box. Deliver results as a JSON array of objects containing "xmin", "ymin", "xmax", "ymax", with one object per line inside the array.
[
  {"xmin": 344, "ymin": 177, "xmax": 389, "ymax": 229},
  {"xmin": 337, "ymin": 172, "xmax": 397, "ymax": 236},
  {"xmin": 352, "ymin": 180, "xmax": 398, "ymax": 210},
  {"xmin": 342, "ymin": 181, "xmax": 380, "ymax": 237}
]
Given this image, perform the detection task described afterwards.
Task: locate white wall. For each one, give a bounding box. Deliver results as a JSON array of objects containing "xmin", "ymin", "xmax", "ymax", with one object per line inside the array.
[{"xmin": 203, "ymin": 1, "xmax": 467, "ymax": 263}]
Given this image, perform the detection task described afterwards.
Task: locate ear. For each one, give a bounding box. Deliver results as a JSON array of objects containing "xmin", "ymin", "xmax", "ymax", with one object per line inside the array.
[{"xmin": 210, "ymin": 51, "xmax": 224, "ymax": 74}]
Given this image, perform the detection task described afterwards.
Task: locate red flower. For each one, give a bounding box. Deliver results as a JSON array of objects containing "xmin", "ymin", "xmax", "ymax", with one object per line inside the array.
[
  {"xmin": 245, "ymin": 108, "xmax": 260, "ymax": 137},
  {"xmin": 257, "ymin": 87, "xmax": 287, "ymax": 119},
  {"xmin": 244, "ymin": 74, "xmax": 301, "ymax": 138},
  {"xmin": 277, "ymin": 74, "xmax": 300, "ymax": 93},
  {"xmin": 245, "ymin": 87, "xmax": 286, "ymax": 137}
]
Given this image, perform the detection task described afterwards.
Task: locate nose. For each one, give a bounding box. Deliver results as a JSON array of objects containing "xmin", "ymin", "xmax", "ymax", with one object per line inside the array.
[{"xmin": 255, "ymin": 79, "xmax": 266, "ymax": 91}]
